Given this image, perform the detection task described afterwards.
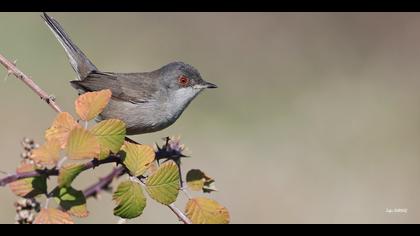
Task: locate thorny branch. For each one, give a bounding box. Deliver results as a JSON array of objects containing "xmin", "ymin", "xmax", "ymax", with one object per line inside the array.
[
  {"xmin": 0, "ymin": 156, "xmax": 121, "ymax": 187},
  {"xmin": 83, "ymin": 167, "xmax": 125, "ymax": 199},
  {"xmin": 0, "ymin": 52, "xmax": 192, "ymax": 224}
]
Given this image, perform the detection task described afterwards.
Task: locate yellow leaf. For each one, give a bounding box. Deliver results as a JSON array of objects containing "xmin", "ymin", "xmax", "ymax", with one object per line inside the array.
[
  {"xmin": 33, "ymin": 208, "xmax": 74, "ymax": 224},
  {"xmin": 45, "ymin": 112, "xmax": 81, "ymax": 148},
  {"xmin": 75, "ymin": 89, "xmax": 112, "ymax": 121},
  {"xmin": 30, "ymin": 140, "xmax": 61, "ymax": 165},
  {"xmin": 66, "ymin": 128, "xmax": 100, "ymax": 160},
  {"xmin": 90, "ymin": 119, "xmax": 126, "ymax": 159},
  {"xmin": 185, "ymin": 197, "xmax": 230, "ymax": 224},
  {"xmin": 122, "ymin": 142, "xmax": 155, "ymax": 176}
]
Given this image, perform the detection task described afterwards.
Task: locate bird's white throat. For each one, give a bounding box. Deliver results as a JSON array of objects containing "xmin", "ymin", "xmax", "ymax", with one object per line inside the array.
[{"xmin": 168, "ymin": 87, "xmax": 203, "ymax": 118}]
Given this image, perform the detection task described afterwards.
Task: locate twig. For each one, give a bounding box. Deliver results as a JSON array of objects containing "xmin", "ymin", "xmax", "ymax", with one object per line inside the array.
[
  {"xmin": 168, "ymin": 203, "xmax": 192, "ymax": 224},
  {"xmin": 83, "ymin": 167, "xmax": 125, "ymax": 199},
  {"xmin": 0, "ymin": 168, "xmax": 58, "ymax": 187},
  {"xmin": 180, "ymin": 187, "xmax": 192, "ymax": 200},
  {"xmin": 0, "ymin": 53, "xmax": 62, "ymax": 113},
  {"xmin": 137, "ymin": 177, "xmax": 191, "ymax": 224},
  {"xmin": 0, "ymin": 156, "xmax": 121, "ymax": 187}
]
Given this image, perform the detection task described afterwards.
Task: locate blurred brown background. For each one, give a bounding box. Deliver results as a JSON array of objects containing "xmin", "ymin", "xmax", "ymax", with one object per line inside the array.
[{"xmin": 1, "ymin": 12, "xmax": 420, "ymax": 223}]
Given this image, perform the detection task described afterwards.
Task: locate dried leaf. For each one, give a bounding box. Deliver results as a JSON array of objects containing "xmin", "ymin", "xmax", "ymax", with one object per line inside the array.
[
  {"xmin": 185, "ymin": 197, "xmax": 230, "ymax": 224},
  {"xmin": 45, "ymin": 112, "xmax": 81, "ymax": 148},
  {"xmin": 33, "ymin": 208, "xmax": 74, "ymax": 224},
  {"xmin": 75, "ymin": 89, "xmax": 112, "ymax": 121},
  {"xmin": 30, "ymin": 140, "xmax": 61, "ymax": 165}
]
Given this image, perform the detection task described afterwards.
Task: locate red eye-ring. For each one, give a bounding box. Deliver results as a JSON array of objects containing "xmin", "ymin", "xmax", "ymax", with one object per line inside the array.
[{"xmin": 178, "ymin": 75, "xmax": 190, "ymax": 86}]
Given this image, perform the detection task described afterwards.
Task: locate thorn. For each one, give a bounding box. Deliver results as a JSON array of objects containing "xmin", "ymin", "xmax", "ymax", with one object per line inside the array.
[
  {"xmin": 12, "ymin": 59, "xmax": 18, "ymax": 66},
  {"xmin": 155, "ymin": 142, "xmax": 161, "ymax": 151},
  {"xmin": 48, "ymin": 94, "xmax": 56, "ymax": 102}
]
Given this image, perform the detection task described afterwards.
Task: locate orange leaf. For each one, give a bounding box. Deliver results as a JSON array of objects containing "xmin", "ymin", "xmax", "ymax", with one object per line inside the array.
[
  {"xmin": 9, "ymin": 163, "xmax": 47, "ymax": 198},
  {"xmin": 45, "ymin": 112, "xmax": 81, "ymax": 148},
  {"xmin": 34, "ymin": 208, "xmax": 74, "ymax": 224},
  {"xmin": 30, "ymin": 140, "xmax": 61, "ymax": 165},
  {"xmin": 66, "ymin": 128, "xmax": 100, "ymax": 160},
  {"xmin": 185, "ymin": 197, "xmax": 230, "ymax": 224},
  {"xmin": 75, "ymin": 89, "xmax": 112, "ymax": 121}
]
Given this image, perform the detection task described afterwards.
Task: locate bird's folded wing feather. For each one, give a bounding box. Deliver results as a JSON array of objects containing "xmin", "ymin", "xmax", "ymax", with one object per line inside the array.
[{"xmin": 70, "ymin": 72, "xmax": 159, "ymax": 104}]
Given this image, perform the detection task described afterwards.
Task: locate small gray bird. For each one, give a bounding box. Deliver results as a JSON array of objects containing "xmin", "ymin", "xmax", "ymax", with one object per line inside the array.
[{"xmin": 41, "ymin": 13, "xmax": 217, "ymax": 135}]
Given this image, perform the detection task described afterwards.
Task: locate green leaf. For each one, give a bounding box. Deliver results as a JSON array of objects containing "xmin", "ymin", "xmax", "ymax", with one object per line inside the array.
[
  {"xmin": 9, "ymin": 163, "xmax": 47, "ymax": 198},
  {"xmin": 90, "ymin": 119, "xmax": 126, "ymax": 159},
  {"xmin": 145, "ymin": 161, "xmax": 180, "ymax": 205},
  {"xmin": 186, "ymin": 169, "xmax": 217, "ymax": 193},
  {"xmin": 185, "ymin": 197, "xmax": 230, "ymax": 224},
  {"xmin": 53, "ymin": 187, "xmax": 89, "ymax": 218},
  {"xmin": 113, "ymin": 181, "xmax": 146, "ymax": 219},
  {"xmin": 121, "ymin": 143, "xmax": 155, "ymax": 176},
  {"xmin": 66, "ymin": 127, "xmax": 100, "ymax": 160},
  {"xmin": 58, "ymin": 163, "xmax": 85, "ymax": 188},
  {"xmin": 34, "ymin": 208, "xmax": 74, "ymax": 224}
]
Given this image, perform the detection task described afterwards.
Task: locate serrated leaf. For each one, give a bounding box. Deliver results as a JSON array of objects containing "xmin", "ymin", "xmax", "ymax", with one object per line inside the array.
[
  {"xmin": 66, "ymin": 128, "xmax": 100, "ymax": 160},
  {"xmin": 113, "ymin": 181, "xmax": 146, "ymax": 219},
  {"xmin": 75, "ymin": 89, "xmax": 112, "ymax": 121},
  {"xmin": 90, "ymin": 119, "xmax": 126, "ymax": 159},
  {"xmin": 186, "ymin": 169, "xmax": 217, "ymax": 193},
  {"xmin": 9, "ymin": 163, "xmax": 47, "ymax": 198},
  {"xmin": 145, "ymin": 161, "xmax": 179, "ymax": 205},
  {"xmin": 33, "ymin": 208, "xmax": 74, "ymax": 224},
  {"xmin": 45, "ymin": 112, "xmax": 81, "ymax": 148},
  {"xmin": 58, "ymin": 163, "xmax": 85, "ymax": 188},
  {"xmin": 185, "ymin": 197, "xmax": 230, "ymax": 224},
  {"xmin": 53, "ymin": 187, "xmax": 89, "ymax": 218},
  {"xmin": 30, "ymin": 140, "xmax": 61, "ymax": 165},
  {"xmin": 122, "ymin": 143, "xmax": 155, "ymax": 176}
]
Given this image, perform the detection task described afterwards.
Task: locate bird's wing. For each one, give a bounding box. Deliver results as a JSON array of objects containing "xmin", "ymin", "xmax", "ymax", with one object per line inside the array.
[{"xmin": 70, "ymin": 72, "xmax": 159, "ymax": 104}]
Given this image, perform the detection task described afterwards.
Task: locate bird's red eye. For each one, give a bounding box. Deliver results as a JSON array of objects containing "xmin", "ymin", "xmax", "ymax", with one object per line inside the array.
[{"xmin": 178, "ymin": 75, "xmax": 190, "ymax": 86}]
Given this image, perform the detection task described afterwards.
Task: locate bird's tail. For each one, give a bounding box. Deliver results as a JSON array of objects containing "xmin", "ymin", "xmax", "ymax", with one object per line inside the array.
[{"xmin": 41, "ymin": 12, "xmax": 98, "ymax": 80}]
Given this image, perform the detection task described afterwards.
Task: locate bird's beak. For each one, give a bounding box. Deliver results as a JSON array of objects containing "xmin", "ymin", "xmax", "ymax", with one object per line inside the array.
[{"xmin": 203, "ymin": 81, "xmax": 218, "ymax": 89}]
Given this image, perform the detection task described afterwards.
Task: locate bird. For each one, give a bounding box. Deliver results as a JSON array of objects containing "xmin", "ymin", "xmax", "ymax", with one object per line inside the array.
[{"xmin": 41, "ymin": 13, "xmax": 217, "ymax": 135}]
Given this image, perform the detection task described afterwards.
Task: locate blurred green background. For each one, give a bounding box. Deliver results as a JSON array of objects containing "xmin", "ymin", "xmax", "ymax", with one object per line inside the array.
[{"xmin": 1, "ymin": 12, "xmax": 420, "ymax": 224}]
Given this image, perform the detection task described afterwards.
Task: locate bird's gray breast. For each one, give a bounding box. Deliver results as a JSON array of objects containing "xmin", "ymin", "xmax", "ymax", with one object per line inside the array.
[{"xmin": 98, "ymin": 87, "xmax": 200, "ymax": 135}]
